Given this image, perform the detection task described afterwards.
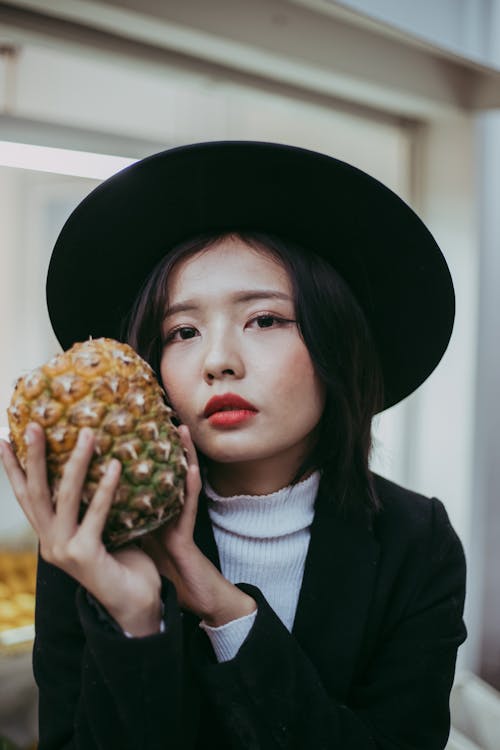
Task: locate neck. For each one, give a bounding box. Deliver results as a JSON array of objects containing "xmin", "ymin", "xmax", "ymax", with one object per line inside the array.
[{"xmin": 205, "ymin": 453, "xmax": 314, "ymax": 497}]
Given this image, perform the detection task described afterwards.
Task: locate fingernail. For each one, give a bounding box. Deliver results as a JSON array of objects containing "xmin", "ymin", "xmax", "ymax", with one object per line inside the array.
[
  {"xmin": 77, "ymin": 428, "xmax": 91, "ymax": 447},
  {"xmin": 107, "ymin": 459, "xmax": 120, "ymax": 477},
  {"xmin": 25, "ymin": 424, "xmax": 36, "ymax": 446}
]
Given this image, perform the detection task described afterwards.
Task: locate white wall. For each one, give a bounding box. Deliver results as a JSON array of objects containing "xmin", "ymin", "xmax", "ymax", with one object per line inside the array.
[
  {"xmin": 468, "ymin": 111, "xmax": 500, "ymax": 687},
  {"xmin": 322, "ymin": 0, "xmax": 493, "ymax": 66}
]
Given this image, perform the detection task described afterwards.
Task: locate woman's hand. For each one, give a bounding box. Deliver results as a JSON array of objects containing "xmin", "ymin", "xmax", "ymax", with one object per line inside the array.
[
  {"xmin": 139, "ymin": 425, "xmax": 256, "ymax": 626},
  {"xmin": 0, "ymin": 423, "xmax": 163, "ymax": 637}
]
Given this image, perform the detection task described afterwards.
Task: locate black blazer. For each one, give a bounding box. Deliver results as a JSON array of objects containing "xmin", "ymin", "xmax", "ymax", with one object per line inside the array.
[{"xmin": 33, "ymin": 473, "xmax": 467, "ymax": 749}]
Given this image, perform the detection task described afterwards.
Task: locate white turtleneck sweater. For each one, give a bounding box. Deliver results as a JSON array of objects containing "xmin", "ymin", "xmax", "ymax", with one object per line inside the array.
[{"xmin": 198, "ymin": 470, "xmax": 320, "ymax": 662}]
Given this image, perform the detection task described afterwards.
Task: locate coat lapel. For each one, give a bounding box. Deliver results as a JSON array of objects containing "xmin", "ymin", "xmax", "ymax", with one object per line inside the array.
[
  {"xmin": 291, "ymin": 479, "xmax": 380, "ymax": 697},
  {"xmin": 193, "ymin": 480, "xmax": 380, "ymax": 698}
]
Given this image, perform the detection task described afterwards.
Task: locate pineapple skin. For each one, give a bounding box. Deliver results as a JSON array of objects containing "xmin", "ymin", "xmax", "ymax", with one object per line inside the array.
[{"xmin": 7, "ymin": 338, "xmax": 188, "ymax": 550}]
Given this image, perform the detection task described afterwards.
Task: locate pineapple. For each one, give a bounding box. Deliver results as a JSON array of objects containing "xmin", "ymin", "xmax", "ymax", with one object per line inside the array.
[{"xmin": 7, "ymin": 338, "xmax": 187, "ymax": 549}]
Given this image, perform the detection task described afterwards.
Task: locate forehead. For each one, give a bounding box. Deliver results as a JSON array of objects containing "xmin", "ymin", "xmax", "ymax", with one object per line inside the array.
[{"xmin": 167, "ymin": 237, "xmax": 291, "ymax": 298}]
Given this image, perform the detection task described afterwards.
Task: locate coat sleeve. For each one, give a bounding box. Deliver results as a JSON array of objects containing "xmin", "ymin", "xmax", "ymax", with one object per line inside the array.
[
  {"xmin": 32, "ymin": 551, "xmax": 190, "ymax": 750},
  {"xmin": 188, "ymin": 497, "xmax": 467, "ymax": 750}
]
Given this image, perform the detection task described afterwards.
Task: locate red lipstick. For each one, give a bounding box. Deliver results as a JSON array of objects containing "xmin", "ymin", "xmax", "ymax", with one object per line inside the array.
[{"xmin": 203, "ymin": 393, "xmax": 258, "ymax": 428}]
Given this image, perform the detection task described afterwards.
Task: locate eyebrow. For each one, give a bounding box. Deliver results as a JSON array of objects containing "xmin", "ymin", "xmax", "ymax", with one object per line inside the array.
[{"xmin": 164, "ymin": 290, "xmax": 292, "ymax": 318}]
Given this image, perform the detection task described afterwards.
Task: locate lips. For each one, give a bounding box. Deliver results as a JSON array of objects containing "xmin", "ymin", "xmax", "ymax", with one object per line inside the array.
[{"xmin": 203, "ymin": 393, "xmax": 258, "ymax": 418}]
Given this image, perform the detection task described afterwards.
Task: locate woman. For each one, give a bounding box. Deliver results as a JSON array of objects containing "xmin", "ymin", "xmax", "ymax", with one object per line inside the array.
[{"xmin": 0, "ymin": 141, "xmax": 466, "ymax": 749}]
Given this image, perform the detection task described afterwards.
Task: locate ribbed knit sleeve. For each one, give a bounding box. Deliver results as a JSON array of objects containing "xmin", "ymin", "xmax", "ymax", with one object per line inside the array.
[{"xmin": 198, "ymin": 608, "xmax": 258, "ymax": 661}]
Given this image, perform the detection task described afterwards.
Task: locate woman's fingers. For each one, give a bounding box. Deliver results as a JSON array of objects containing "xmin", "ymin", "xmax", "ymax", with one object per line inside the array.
[
  {"xmin": 177, "ymin": 425, "xmax": 202, "ymax": 527},
  {"xmin": 25, "ymin": 423, "xmax": 52, "ymax": 511},
  {"xmin": 2, "ymin": 424, "xmax": 53, "ymax": 532},
  {"xmin": 0, "ymin": 440, "xmax": 29, "ymax": 504},
  {"xmin": 1, "ymin": 423, "xmax": 120, "ymax": 551},
  {"xmin": 54, "ymin": 427, "xmax": 96, "ymax": 533},
  {"xmin": 179, "ymin": 425, "xmax": 200, "ymax": 474},
  {"xmin": 183, "ymin": 426, "xmax": 202, "ymax": 496},
  {"xmin": 78, "ymin": 458, "xmax": 121, "ymax": 541}
]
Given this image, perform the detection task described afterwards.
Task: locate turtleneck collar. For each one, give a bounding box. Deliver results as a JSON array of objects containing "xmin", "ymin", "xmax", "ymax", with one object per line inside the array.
[{"xmin": 203, "ymin": 470, "xmax": 321, "ymax": 539}]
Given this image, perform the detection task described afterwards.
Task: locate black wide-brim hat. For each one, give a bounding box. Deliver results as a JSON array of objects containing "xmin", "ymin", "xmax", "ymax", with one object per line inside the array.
[{"xmin": 46, "ymin": 140, "xmax": 455, "ymax": 411}]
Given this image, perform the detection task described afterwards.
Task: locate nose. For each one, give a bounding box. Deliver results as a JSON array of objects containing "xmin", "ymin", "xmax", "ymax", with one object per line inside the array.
[{"xmin": 202, "ymin": 326, "xmax": 245, "ymax": 384}]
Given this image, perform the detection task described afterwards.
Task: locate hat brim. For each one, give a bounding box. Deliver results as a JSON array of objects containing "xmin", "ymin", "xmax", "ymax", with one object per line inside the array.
[{"xmin": 46, "ymin": 140, "xmax": 454, "ymax": 411}]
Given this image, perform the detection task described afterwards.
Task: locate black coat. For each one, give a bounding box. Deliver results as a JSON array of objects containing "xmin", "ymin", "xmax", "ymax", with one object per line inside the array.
[{"xmin": 33, "ymin": 473, "xmax": 467, "ymax": 749}]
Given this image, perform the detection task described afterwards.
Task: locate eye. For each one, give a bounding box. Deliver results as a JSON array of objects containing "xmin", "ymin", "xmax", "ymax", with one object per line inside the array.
[
  {"xmin": 248, "ymin": 314, "xmax": 294, "ymax": 329},
  {"xmin": 164, "ymin": 326, "xmax": 198, "ymax": 344}
]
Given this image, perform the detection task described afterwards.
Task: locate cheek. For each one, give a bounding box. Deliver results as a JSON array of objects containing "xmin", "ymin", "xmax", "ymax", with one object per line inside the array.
[
  {"xmin": 159, "ymin": 357, "xmax": 190, "ymax": 413},
  {"xmin": 264, "ymin": 341, "xmax": 325, "ymax": 411}
]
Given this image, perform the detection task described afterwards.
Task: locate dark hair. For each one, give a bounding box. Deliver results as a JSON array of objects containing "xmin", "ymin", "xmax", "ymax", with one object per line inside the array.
[{"xmin": 123, "ymin": 232, "xmax": 384, "ymax": 517}]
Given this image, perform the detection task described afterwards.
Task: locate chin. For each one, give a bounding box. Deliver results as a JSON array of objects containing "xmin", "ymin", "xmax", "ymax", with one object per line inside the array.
[
  {"xmin": 203, "ymin": 447, "xmax": 265, "ymax": 464},
  {"xmin": 197, "ymin": 437, "xmax": 269, "ymax": 464}
]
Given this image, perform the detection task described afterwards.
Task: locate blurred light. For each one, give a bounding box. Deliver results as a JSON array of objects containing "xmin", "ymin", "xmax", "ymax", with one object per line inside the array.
[{"xmin": 0, "ymin": 140, "xmax": 136, "ymax": 178}]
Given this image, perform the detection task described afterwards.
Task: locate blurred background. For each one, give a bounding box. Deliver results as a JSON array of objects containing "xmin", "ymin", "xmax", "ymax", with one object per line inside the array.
[{"xmin": 0, "ymin": 1, "xmax": 499, "ymax": 748}]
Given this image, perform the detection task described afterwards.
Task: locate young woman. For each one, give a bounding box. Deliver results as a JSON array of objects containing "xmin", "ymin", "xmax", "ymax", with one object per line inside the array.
[{"xmin": 0, "ymin": 141, "xmax": 466, "ymax": 749}]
